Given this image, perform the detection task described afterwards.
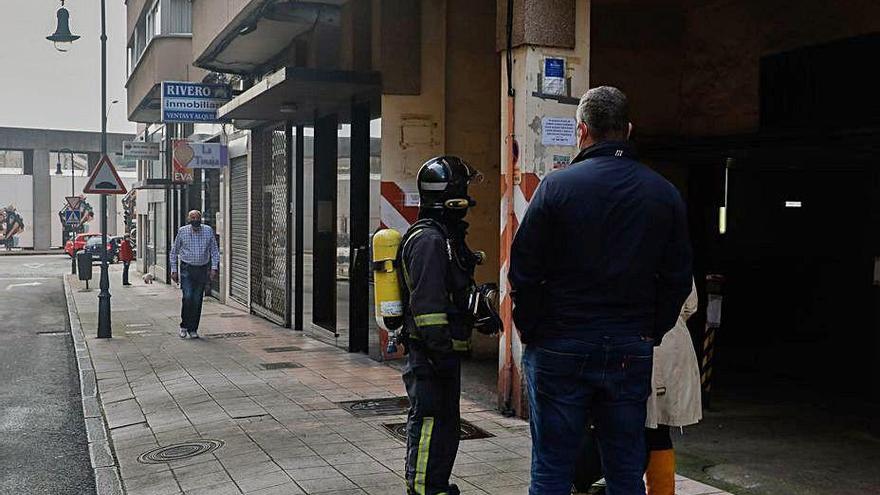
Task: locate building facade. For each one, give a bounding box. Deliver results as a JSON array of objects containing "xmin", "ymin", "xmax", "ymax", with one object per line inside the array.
[{"xmin": 125, "ymin": 0, "xmax": 880, "ymax": 417}]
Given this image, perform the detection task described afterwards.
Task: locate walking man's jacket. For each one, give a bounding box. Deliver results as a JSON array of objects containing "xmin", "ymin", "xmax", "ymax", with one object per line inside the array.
[{"xmin": 509, "ymin": 141, "xmax": 693, "ymax": 343}]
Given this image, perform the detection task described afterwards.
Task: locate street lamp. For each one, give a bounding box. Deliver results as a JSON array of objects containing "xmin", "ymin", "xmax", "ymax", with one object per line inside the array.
[
  {"xmin": 46, "ymin": 1, "xmax": 80, "ymax": 52},
  {"xmin": 48, "ymin": 0, "xmax": 113, "ymax": 339},
  {"xmin": 58, "ymin": 148, "xmax": 78, "ymax": 274}
]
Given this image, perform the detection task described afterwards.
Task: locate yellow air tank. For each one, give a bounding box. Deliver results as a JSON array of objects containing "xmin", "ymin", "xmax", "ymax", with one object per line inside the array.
[{"xmin": 372, "ymin": 228, "xmax": 404, "ymax": 331}]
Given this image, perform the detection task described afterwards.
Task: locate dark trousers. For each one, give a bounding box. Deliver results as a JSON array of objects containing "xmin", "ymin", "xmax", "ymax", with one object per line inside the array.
[
  {"xmin": 179, "ymin": 262, "xmax": 208, "ymax": 332},
  {"xmin": 403, "ymin": 344, "xmax": 461, "ymax": 495},
  {"xmin": 524, "ymin": 335, "xmax": 654, "ymax": 495},
  {"xmin": 122, "ymin": 262, "xmax": 130, "ymax": 285},
  {"xmin": 574, "ymin": 425, "xmax": 674, "ymax": 491}
]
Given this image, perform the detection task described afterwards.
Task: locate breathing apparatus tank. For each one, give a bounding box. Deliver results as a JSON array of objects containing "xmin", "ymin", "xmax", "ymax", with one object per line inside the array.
[{"xmin": 372, "ymin": 228, "xmax": 404, "ymax": 342}]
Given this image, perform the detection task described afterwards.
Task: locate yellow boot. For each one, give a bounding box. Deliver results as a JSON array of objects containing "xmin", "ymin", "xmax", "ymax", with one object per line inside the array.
[{"xmin": 645, "ymin": 449, "xmax": 676, "ymax": 495}]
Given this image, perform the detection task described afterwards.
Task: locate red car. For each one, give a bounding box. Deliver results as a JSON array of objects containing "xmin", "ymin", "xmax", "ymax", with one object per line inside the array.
[{"xmin": 65, "ymin": 233, "xmax": 101, "ymax": 257}]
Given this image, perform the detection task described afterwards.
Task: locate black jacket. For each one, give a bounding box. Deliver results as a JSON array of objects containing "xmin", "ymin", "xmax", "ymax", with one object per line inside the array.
[
  {"xmin": 509, "ymin": 141, "xmax": 692, "ymax": 342},
  {"xmin": 400, "ymin": 219, "xmax": 477, "ymax": 354}
]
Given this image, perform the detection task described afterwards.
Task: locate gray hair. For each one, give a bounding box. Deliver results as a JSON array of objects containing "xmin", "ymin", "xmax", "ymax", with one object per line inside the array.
[{"xmin": 576, "ymin": 86, "xmax": 630, "ymax": 140}]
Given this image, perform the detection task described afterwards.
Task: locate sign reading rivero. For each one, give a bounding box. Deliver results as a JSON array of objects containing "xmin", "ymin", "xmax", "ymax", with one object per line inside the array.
[{"xmin": 161, "ymin": 81, "xmax": 232, "ymax": 123}]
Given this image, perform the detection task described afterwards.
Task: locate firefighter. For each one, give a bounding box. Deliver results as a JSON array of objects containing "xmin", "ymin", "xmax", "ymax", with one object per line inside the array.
[{"xmin": 399, "ymin": 156, "xmax": 494, "ymax": 495}]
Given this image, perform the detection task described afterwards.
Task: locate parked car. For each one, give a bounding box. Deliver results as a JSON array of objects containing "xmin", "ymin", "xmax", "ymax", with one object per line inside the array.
[
  {"xmin": 64, "ymin": 233, "xmax": 101, "ymax": 257},
  {"xmin": 84, "ymin": 236, "xmax": 122, "ymax": 264}
]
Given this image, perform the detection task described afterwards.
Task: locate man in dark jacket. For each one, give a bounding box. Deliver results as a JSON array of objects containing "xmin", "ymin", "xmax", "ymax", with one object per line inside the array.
[{"xmin": 509, "ymin": 86, "xmax": 692, "ymax": 495}]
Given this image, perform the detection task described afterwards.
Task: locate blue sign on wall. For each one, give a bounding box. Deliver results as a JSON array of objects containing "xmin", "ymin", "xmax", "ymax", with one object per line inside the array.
[{"xmin": 161, "ymin": 81, "xmax": 232, "ymax": 123}]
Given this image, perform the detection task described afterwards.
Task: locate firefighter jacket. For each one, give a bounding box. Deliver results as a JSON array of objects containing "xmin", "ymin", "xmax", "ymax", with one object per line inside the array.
[{"xmin": 399, "ymin": 219, "xmax": 477, "ymax": 354}]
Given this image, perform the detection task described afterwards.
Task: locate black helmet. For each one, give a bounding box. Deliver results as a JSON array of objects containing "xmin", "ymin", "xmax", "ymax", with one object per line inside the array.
[{"xmin": 417, "ymin": 156, "xmax": 481, "ymax": 211}]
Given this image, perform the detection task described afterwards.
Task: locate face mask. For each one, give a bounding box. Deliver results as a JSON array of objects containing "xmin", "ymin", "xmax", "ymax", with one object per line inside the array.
[{"xmin": 189, "ymin": 219, "xmax": 202, "ymax": 228}]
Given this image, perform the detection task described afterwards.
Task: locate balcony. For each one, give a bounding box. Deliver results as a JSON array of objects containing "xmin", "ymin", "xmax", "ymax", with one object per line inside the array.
[{"xmin": 126, "ymin": 36, "xmax": 206, "ymax": 123}]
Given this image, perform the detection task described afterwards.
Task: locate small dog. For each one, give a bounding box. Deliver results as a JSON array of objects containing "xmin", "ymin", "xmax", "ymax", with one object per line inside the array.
[{"xmin": 142, "ymin": 273, "xmax": 155, "ymax": 284}]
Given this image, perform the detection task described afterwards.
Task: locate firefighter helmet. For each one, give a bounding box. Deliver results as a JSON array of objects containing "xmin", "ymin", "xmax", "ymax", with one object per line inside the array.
[{"xmin": 417, "ymin": 156, "xmax": 481, "ymax": 211}]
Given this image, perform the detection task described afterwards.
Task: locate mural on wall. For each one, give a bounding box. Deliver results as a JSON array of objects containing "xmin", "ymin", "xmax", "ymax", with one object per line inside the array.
[{"xmin": 0, "ymin": 205, "xmax": 26, "ymax": 250}]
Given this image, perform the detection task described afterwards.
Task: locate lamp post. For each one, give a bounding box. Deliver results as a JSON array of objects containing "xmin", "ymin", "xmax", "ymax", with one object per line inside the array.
[
  {"xmin": 48, "ymin": 0, "xmax": 113, "ymax": 338},
  {"xmin": 58, "ymin": 148, "xmax": 77, "ymax": 275}
]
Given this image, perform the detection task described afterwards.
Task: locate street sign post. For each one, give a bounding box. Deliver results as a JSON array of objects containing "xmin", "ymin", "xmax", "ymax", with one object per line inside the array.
[
  {"xmin": 65, "ymin": 196, "xmax": 83, "ymax": 210},
  {"xmin": 63, "ymin": 208, "xmax": 82, "ymax": 226},
  {"xmin": 83, "ymin": 155, "xmax": 127, "ymax": 195},
  {"xmin": 122, "ymin": 141, "xmax": 160, "ymax": 160}
]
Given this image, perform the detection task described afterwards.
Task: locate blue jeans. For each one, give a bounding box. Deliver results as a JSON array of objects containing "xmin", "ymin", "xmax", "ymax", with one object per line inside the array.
[
  {"xmin": 179, "ymin": 262, "xmax": 208, "ymax": 332},
  {"xmin": 524, "ymin": 335, "xmax": 654, "ymax": 495}
]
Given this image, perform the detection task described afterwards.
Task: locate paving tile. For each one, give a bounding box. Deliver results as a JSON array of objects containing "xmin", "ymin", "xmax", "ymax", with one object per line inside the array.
[
  {"xmin": 245, "ymin": 481, "xmax": 305, "ymax": 495},
  {"xmin": 184, "ymin": 481, "xmax": 243, "ymax": 495},
  {"xmin": 177, "ymin": 469, "xmax": 234, "ymax": 491},
  {"xmin": 287, "ymin": 465, "xmax": 343, "ymax": 481},
  {"xmin": 295, "ymin": 475, "xmax": 360, "ymax": 493},
  {"xmin": 235, "ymin": 470, "xmax": 294, "ymax": 492}
]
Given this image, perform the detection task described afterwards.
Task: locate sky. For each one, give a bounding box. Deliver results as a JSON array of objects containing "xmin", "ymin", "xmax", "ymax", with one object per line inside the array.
[{"xmin": 0, "ymin": 0, "xmax": 135, "ymax": 134}]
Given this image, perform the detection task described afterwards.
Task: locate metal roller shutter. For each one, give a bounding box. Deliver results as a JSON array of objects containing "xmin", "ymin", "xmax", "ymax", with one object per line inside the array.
[
  {"xmin": 250, "ymin": 124, "xmax": 289, "ymax": 325},
  {"xmin": 229, "ymin": 156, "xmax": 249, "ymax": 306}
]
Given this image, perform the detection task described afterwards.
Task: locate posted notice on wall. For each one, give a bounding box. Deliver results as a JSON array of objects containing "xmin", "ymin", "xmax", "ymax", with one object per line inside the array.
[
  {"xmin": 544, "ymin": 58, "xmax": 566, "ymax": 96},
  {"xmin": 542, "ymin": 117, "xmax": 577, "ymax": 146}
]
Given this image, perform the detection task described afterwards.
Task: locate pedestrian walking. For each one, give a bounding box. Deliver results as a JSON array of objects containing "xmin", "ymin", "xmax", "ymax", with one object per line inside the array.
[
  {"xmin": 573, "ymin": 282, "xmax": 702, "ymax": 495},
  {"xmin": 509, "ymin": 86, "xmax": 693, "ymax": 495},
  {"xmin": 119, "ymin": 234, "xmax": 135, "ymax": 286},
  {"xmin": 398, "ymin": 157, "xmax": 498, "ymax": 495},
  {"xmin": 170, "ymin": 210, "xmax": 219, "ymax": 339}
]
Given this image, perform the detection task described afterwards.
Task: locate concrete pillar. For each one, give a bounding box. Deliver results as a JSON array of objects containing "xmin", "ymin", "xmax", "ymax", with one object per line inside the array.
[
  {"xmin": 446, "ymin": 0, "xmax": 502, "ymax": 359},
  {"xmin": 32, "ymin": 148, "xmax": 51, "ymax": 250},
  {"xmin": 497, "ymin": 0, "xmax": 591, "ymax": 417},
  {"xmin": 376, "ymin": 0, "xmax": 447, "ymax": 359}
]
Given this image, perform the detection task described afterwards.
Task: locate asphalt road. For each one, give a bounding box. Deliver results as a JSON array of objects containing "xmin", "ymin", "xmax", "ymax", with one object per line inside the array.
[{"xmin": 0, "ymin": 255, "xmax": 95, "ymax": 495}]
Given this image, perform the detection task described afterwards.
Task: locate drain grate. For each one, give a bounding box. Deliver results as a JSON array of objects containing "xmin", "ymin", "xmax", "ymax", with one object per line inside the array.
[
  {"xmin": 263, "ymin": 346, "xmax": 301, "ymax": 353},
  {"xmin": 205, "ymin": 332, "xmax": 254, "ymax": 339},
  {"xmin": 260, "ymin": 362, "xmax": 303, "ymax": 370},
  {"xmin": 137, "ymin": 439, "xmax": 224, "ymax": 464},
  {"xmin": 36, "ymin": 331, "xmax": 69, "ymax": 336},
  {"xmin": 338, "ymin": 397, "xmax": 410, "ymax": 417},
  {"xmin": 382, "ymin": 419, "xmax": 495, "ymax": 442}
]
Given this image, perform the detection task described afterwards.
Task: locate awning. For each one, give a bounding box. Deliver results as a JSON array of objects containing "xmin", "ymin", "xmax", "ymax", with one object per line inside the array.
[{"xmin": 217, "ymin": 67, "xmax": 380, "ymax": 125}]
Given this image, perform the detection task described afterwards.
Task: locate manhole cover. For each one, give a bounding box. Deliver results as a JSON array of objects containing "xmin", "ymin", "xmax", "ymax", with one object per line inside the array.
[
  {"xmin": 263, "ymin": 346, "xmax": 301, "ymax": 353},
  {"xmin": 382, "ymin": 419, "xmax": 494, "ymax": 442},
  {"xmin": 137, "ymin": 439, "xmax": 224, "ymax": 464},
  {"xmin": 260, "ymin": 362, "xmax": 303, "ymax": 370},
  {"xmin": 205, "ymin": 332, "xmax": 254, "ymax": 339},
  {"xmin": 339, "ymin": 397, "xmax": 410, "ymax": 417},
  {"xmin": 36, "ymin": 331, "xmax": 69, "ymax": 336}
]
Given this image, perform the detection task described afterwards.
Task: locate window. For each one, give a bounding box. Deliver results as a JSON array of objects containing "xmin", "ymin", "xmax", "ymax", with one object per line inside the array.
[
  {"xmin": 127, "ymin": 0, "xmax": 191, "ymax": 74},
  {"xmin": 49, "ymin": 151, "xmax": 88, "ymax": 176},
  {"xmin": 0, "ymin": 150, "xmax": 24, "ymax": 175}
]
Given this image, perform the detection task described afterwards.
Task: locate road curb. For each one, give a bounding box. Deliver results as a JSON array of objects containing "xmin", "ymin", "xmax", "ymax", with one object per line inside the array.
[{"xmin": 63, "ymin": 275, "xmax": 124, "ymax": 495}]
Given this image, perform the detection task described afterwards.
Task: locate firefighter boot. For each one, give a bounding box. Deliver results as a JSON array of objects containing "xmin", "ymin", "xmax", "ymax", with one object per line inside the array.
[{"xmin": 645, "ymin": 449, "xmax": 676, "ymax": 495}]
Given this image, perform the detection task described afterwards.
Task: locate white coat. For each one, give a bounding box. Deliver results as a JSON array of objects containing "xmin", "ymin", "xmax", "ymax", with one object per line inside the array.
[{"xmin": 646, "ymin": 282, "xmax": 702, "ymax": 429}]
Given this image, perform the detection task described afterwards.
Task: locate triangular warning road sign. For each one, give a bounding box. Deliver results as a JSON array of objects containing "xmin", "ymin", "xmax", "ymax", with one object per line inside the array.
[{"xmin": 83, "ymin": 155, "xmax": 128, "ymax": 195}]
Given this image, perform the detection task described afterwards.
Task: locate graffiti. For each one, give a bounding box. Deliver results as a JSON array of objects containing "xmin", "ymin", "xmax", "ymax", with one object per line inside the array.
[{"xmin": 0, "ymin": 205, "xmax": 25, "ymax": 250}]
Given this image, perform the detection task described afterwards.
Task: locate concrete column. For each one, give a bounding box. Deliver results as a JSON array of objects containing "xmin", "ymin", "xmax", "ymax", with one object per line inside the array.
[
  {"xmin": 376, "ymin": 0, "xmax": 447, "ymax": 360},
  {"xmin": 32, "ymin": 148, "xmax": 51, "ymax": 250},
  {"xmin": 497, "ymin": 0, "xmax": 591, "ymax": 417}
]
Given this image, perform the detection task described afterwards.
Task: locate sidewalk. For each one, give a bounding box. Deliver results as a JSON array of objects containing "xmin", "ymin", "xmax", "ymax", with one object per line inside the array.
[{"xmin": 67, "ymin": 266, "xmax": 732, "ymax": 495}]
